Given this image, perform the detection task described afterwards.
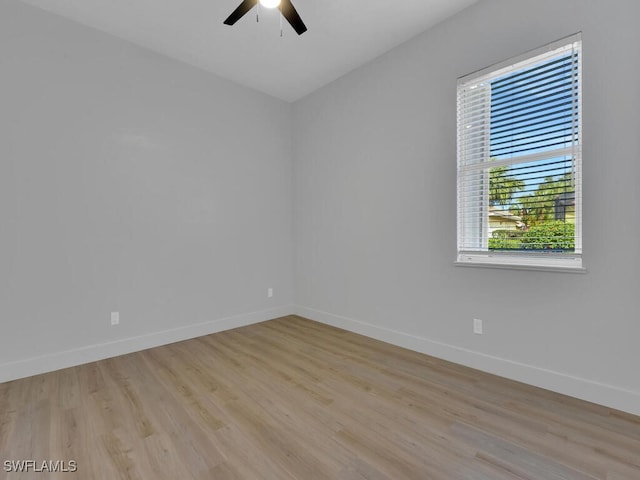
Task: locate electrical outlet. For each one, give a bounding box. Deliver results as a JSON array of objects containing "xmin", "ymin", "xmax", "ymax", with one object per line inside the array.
[
  {"xmin": 473, "ymin": 318, "xmax": 483, "ymax": 335},
  {"xmin": 267, "ymin": 288, "xmax": 273, "ymax": 298},
  {"xmin": 111, "ymin": 312, "xmax": 120, "ymax": 326}
]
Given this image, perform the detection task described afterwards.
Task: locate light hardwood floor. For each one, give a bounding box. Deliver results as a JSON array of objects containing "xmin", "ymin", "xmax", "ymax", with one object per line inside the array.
[{"xmin": 1, "ymin": 315, "xmax": 639, "ymax": 479}]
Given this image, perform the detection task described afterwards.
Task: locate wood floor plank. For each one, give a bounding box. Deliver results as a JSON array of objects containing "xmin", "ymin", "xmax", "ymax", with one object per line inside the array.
[{"xmin": 1, "ymin": 315, "xmax": 639, "ymax": 479}]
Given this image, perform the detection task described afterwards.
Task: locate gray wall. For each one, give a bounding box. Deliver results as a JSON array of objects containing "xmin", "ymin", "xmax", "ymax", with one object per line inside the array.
[
  {"xmin": 1, "ymin": 0, "xmax": 293, "ymax": 377},
  {"xmin": 293, "ymin": 0, "xmax": 640, "ymax": 414}
]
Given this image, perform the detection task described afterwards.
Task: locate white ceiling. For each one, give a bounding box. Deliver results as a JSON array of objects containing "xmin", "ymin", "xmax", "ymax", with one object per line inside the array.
[{"xmin": 18, "ymin": 0, "xmax": 477, "ymax": 102}]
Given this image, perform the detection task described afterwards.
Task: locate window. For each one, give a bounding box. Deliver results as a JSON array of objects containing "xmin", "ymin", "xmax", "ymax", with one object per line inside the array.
[{"xmin": 456, "ymin": 34, "xmax": 583, "ymax": 271}]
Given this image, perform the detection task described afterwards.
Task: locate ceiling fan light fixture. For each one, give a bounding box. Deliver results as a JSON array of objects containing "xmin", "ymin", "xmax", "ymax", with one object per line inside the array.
[
  {"xmin": 224, "ymin": 0, "xmax": 307, "ymax": 35},
  {"xmin": 259, "ymin": 0, "xmax": 281, "ymax": 9}
]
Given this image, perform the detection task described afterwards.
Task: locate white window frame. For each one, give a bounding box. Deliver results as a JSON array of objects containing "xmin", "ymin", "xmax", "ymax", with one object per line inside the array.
[{"xmin": 456, "ymin": 34, "xmax": 584, "ymax": 273}]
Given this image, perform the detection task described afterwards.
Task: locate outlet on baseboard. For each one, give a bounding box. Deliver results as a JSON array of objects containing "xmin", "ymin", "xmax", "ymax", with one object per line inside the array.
[
  {"xmin": 473, "ymin": 318, "xmax": 483, "ymax": 335},
  {"xmin": 267, "ymin": 288, "xmax": 273, "ymax": 298},
  {"xmin": 111, "ymin": 312, "xmax": 120, "ymax": 326}
]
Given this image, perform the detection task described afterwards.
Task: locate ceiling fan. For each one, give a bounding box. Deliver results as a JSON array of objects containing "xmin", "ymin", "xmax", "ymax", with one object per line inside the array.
[{"xmin": 224, "ymin": 0, "xmax": 307, "ymax": 36}]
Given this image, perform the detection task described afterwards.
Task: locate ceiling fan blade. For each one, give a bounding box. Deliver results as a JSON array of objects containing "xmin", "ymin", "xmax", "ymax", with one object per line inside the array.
[
  {"xmin": 224, "ymin": 0, "xmax": 258, "ymax": 26},
  {"xmin": 278, "ymin": 0, "xmax": 307, "ymax": 35}
]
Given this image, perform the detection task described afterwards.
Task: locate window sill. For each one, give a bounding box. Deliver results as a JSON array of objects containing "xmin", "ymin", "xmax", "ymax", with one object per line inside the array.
[{"xmin": 455, "ymin": 255, "xmax": 586, "ymax": 273}]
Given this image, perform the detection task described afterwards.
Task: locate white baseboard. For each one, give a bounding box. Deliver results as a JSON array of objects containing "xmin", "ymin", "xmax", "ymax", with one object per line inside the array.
[
  {"xmin": 0, "ymin": 305, "xmax": 295, "ymax": 384},
  {"xmin": 295, "ymin": 305, "xmax": 640, "ymax": 417}
]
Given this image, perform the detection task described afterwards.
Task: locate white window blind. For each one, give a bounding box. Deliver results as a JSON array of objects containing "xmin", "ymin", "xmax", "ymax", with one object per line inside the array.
[{"xmin": 456, "ymin": 34, "xmax": 583, "ymax": 271}]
